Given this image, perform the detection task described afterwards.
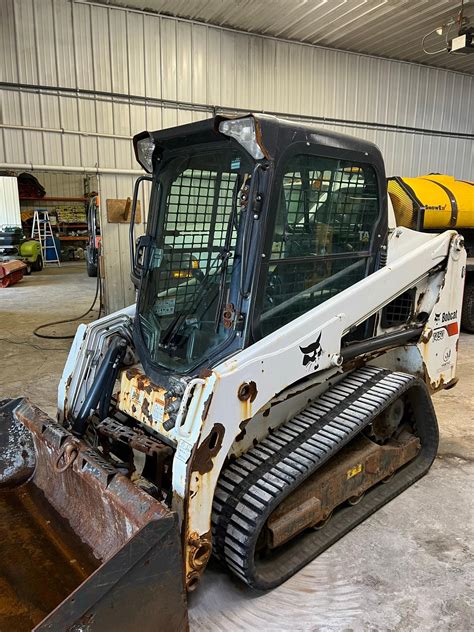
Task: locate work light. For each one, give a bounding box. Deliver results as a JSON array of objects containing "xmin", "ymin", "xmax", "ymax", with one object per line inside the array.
[
  {"xmin": 134, "ymin": 133, "xmax": 155, "ymax": 173},
  {"xmin": 218, "ymin": 117, "xmax": 264, "ymax": 159}
]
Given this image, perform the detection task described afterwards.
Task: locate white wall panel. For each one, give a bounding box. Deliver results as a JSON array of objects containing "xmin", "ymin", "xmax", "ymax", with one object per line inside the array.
[
  {"xmin": 0, "ymin": 176, "xmax": 21, "ymax": 226},
  {"xmin": 128, "ymin": 12, "xmax": 146, "ymax": 97},
  {"xmin": 0, "ymin": 1, "xmax": 18, "ymax": 83},
  {"xmin": 73, "ymin": 1, "xmax": 94, "ymax": 90},
  {"xmin": 0, "ymin": 0, "xmax": 472, "ymax": 312},
  {"xmin": 53, "ymin": 0, "xmax": 76, "ymax": 89},
  {"xmin": 35, "ymin": 0, "xmax": 58, "ymax": 86},
  {"xmin": 143, "ymin": 13, "xmax": 162, "ymax": 99},
  {"xmin": 192, "ymin": 24, "xmax": 207, "ymax": 105},
  {"xmin": 13, "ymin": 0, "xmax": 38, "ymax": 85},
  {"xmin": 161, "ymin": 18, "xmax": 177, "ymax": 101}
]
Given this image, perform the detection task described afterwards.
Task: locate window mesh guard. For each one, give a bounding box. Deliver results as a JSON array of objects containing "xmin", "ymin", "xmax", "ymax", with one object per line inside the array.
[
  {"xmin": 261, "ymin": 157, "xmax": 379, "ymax": 336},
  {"xmin": 156, "ymin": 169, "xmax": 239, "ymax": 315},
  {"xmin": 381, "ymin": 289, "xmax": 416, "ymax": 328}
]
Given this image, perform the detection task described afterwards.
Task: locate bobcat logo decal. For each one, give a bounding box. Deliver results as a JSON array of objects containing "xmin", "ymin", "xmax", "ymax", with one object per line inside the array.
[{"xmin": 300, "ymin": 332, "xmax": 322, "ymax": 371}]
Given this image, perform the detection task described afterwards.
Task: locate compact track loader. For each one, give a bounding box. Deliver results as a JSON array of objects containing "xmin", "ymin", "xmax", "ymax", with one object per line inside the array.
[{"xmin": 0, "ymin": 114, "xmax": 466, "ymax": 631}]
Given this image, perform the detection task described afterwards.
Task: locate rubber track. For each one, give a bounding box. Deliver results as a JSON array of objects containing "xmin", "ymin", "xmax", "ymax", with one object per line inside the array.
[{"xmin": 211, "ymin": 366, "xmax": 439, "ymax": 590}]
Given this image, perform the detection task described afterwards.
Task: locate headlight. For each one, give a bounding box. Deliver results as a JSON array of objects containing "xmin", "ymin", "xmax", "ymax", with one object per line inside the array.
[
  {"xmin": 218, "ymin": 117, "xmax": 264, "ymax": 159},
  {"xmin": 134, "ymin": 133, "xmax": 155, "ymax": 173}
]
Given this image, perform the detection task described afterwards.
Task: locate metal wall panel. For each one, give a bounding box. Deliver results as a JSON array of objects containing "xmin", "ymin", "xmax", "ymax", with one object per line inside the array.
[
  {"xmin": 0, "ymin": 176, "xmax": 21, "ymax": 226},
  {"xmin": 0, "ymin": 0, "xmax": 472, "ymax": 312},
  {"xmin": 0, "ymin": 0, "xmax": 19, "ymax": 83}
]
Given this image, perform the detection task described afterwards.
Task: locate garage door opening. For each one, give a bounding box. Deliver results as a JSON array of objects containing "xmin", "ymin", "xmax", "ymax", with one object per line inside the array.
[
  {"xmin": 16, "ymin": 171, "xmax": 99, "ymax": 270},
  {"xmin": 0, "ymin": 170, "xmax": 103, "ymax": 339}
]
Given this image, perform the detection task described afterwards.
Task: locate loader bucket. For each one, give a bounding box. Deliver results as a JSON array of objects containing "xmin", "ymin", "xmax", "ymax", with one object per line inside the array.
[{"xmin": 0, "ymin": 399, "xmax": 188, "ymax": 632}]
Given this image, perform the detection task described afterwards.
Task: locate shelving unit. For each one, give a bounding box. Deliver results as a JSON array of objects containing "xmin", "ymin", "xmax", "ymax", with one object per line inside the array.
[
  {"xmin": 20, "ymin": 196, "xmax": 88, "ymax": 202},
  {"xmin": 56, "ymin": 219, "xmax": 88, "ymax": 242},
  {"xmin": 19, "ymin": 186, "xmax": 92, "ymax": 261}
]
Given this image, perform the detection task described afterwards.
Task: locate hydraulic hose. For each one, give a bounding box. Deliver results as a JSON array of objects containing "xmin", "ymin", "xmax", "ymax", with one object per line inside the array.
[
  {"xmin": 33, "ymin": 256, "xmax": 103, "ymax": 340},
  {"xmin": 71, "ymin": 335, "xmax": 127, "ymax": 437}
]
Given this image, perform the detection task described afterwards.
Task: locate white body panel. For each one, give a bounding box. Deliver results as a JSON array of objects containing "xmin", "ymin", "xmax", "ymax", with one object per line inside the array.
[
  {"xmin": 57, "ymin": 304, "xmax": 136, "ymax": 422},
  {"xmin": 173, "ymin": 229, "xmax": 464, "ymax": 577},
  {"xmin": 58, "ymin": 227, "xmax": 465, "ymax": 583}
]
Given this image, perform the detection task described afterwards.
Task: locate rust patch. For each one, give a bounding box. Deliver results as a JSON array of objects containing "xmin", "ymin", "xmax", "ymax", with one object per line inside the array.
[
  {"xmin": 222, "ymin": 303, "xmax": 236, "ymax": 329},
  {"xmin": 235, "ymin": 418, "xmax": 251, "ymax": 442},
  {"xmin": 2, "ymin": 400, "xmax": 185, "ymax": 631},
  {"xmin": 265, "ymin": 431, "xmax": 420, "ymax": 549},
  {"xmin": 136, "ymin": 374, "xmax": 147, "ymax": 390},
  {"xmin": 254, "ymin": 118, "xmax": 271, "ymax": 160},
  {"xmin": 125, "ymin": 368, "xmax": 140, "ymax": 380},
  {"xmin": 0, "ymin": 481, "xmax": 99, "ymax": 631},
  {"xmin": 187, "ymin": 529, "xmax": 212, "ymax": 573},
  {"xmin": 117, "ymin": 369, "xmax": 169, "ymax": 432},
  {"xmin": 192, "ymin": 423, "xmax": 225, "ymax": 475},
  {"xmin": 201, "ymin": 393, "xmax": 214, "ymax": 421},
  {"xmin": 198, "ymin": 367, "xmax": 212, "ymax": 379},
  {"xmin": 237, "ymin": 381, "xmax": 258, "ymax": 402}
]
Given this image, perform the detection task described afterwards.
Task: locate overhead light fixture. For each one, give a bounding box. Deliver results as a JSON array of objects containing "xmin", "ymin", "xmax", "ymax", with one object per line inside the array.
[{"xmin": 422, "ymin": 1, "xmax": 471, "ymax": 55}]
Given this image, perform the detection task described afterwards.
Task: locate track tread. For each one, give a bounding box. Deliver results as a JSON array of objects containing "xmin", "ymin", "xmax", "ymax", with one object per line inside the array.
[{"xmin": 212, "ymin": 367, "xmax": 439, "ymax": 589}]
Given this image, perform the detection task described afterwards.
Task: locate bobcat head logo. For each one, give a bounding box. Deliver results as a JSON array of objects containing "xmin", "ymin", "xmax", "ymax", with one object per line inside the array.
[
  {"xmin": 434, "ymin": 313, "xmax": 441, "ymax": 324},
  {"xmin": 300, "ymin": 332, "xmax": 322, "ymax": 371}
]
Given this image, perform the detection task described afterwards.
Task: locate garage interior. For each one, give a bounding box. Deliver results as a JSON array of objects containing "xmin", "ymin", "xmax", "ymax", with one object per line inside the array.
[{"xmin": 0, "ymin": 1, "xmax": 473, "ymax": 631}]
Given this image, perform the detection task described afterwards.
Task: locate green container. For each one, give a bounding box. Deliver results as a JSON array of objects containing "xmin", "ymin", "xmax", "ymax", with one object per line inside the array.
[{"xmin": 20, "ymin": 240, "xmax": 41, "ymax": 260}]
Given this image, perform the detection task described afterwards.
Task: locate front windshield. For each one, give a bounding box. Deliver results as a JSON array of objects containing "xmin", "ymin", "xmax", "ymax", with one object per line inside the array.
[{"xmin": 138, "ymin": 145, "xmax": 254, "ymax": 373}]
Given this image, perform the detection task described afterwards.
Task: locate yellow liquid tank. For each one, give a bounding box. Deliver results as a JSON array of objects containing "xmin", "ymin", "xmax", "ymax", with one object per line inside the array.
[{"xmin": 388, "ymin": 174, "xmax": 473, "ymax": 230}]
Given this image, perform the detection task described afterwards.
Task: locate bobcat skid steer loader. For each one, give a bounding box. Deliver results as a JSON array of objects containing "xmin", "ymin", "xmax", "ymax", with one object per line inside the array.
[{"xmin": 0, "ymin": 114, "xmax": 466, "ymax": 631}]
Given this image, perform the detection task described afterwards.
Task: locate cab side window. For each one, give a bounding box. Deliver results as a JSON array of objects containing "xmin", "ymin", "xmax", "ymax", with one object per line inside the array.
[{"xmin": 261, "ymin": 154, "xmax": 379, "ymax": 336}]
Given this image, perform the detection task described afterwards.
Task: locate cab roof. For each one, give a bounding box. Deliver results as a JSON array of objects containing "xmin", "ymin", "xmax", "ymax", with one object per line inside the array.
[{"xmin": 136, "ymin": 112, "xmax": 384, "ymax": 168}]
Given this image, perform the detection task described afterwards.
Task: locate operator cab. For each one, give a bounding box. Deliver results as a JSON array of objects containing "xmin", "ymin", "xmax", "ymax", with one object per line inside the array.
[{"xmin": 131, "ymin": 114, "xmax": 387, "ymax": 383}]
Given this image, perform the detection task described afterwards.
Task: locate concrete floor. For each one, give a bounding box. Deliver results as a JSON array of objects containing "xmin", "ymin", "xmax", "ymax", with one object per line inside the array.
[{"xmin": 0, "ymin": 264, "xmax": 472, "ymax": 631}]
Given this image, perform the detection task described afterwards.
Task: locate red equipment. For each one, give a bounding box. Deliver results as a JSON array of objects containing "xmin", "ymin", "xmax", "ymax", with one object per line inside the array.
[{"xmin": 0, "ymin": 259, "xmax": 27, "ymax": 287}]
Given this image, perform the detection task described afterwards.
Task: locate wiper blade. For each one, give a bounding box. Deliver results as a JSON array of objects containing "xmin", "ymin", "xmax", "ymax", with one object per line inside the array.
[
  {"xmin": 161, "ymin": 173, "xmax": 244, "ymax": 347},
  {"xmin": 160, "ymin": 255, "xmax": 224, "ymax": 348}
]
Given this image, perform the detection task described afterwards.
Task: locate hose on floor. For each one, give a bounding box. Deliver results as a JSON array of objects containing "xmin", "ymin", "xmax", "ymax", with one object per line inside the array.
[{"xmin": 33, "ymin": 258, "xmax": 103, "ymax": 340}]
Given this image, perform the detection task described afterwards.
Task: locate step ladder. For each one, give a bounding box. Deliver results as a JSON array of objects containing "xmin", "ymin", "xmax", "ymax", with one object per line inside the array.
[{"xmin": 31, "ymin": 210, "xmax": 61, "ymax": 267}]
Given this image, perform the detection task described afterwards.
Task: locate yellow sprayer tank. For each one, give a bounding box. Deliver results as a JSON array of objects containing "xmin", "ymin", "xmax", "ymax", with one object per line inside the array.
[{"xmin": 388, "ymin": 174, "xmax": 473, "ymax": 230}]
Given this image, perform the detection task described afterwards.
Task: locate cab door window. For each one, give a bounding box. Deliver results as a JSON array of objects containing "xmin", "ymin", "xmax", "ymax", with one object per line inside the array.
[{"xmin": 261, "ymin": 155, "xmax": 379, "ymax": 336}]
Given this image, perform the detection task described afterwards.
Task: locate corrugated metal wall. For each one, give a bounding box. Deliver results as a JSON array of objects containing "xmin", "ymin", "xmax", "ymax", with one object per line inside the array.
[
  {"xmin": 1, "ymin": 0, "xmax": 472, "ymax": 311},
  {"xmin": 0, "ymin": 177, "xmax": 21, "ymax": 226}
]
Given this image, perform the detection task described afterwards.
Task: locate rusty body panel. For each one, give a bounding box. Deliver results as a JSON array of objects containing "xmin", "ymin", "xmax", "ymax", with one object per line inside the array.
[
  {"xmin": 0, "ymin": 481, "xmax": 99, "ymax": 631},
  {"xmin": 266, "ymin": 431, "xmax": 420, "ymax": 549},
  {"xmin": 117, "ymin": 367, "xmax": 175, "ymax": 439},
  {"xmin": 192, "ymin": 423, "xmax": 225, "ymax": 476},
  {"xmin": 96, "ymin": 416, "xmax": 173, "ymax": 459},
  {"xmin": 0, "ymin": 399, "xmax": 188, "ymax": 632},
  {"xmin": 15, "ymin": 400, "xmax": 170, "ymax": 561}
]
